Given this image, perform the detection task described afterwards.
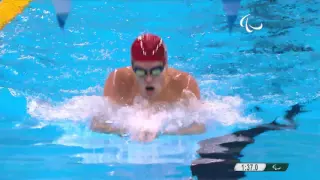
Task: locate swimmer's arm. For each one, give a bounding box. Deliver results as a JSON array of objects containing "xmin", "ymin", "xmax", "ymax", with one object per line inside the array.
[
  {"xmin": 162, "ymin": 123, "xmax": 206, "ymax": 135},
  {"xmin": 90, "ymin": 116, "xmax": 127, "ymax": 136},
  {"xmin": 164, "ymin": 75, "xmax": 205, "ymax": 135}
]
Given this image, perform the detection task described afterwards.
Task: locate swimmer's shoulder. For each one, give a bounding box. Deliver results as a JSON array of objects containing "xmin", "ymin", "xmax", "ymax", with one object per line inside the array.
[
  {"xmin": 167, "ymin": 68, "xmax": 200, "ymax": 99},
  {"xmin": 104, "ymin": 67, "xmax": 135, "ymax": 96},
  {"xmin": 168, "ymin": 68, "xmax": 197, "ymax": 86},
  {"xmin": 107, "ymin": 66, "xmax": 135, "ymax": 82}
]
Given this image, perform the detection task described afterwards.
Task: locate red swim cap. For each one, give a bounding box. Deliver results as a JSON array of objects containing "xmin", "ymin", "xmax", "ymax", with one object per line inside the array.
[{"xmin": 131, "ymin": 33, "xmax": 167, "ymax": 64}]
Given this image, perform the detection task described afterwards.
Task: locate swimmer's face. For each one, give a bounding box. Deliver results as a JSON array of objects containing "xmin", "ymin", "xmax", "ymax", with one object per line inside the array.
[{"xmin": 132, "ymin": 61, "xmax": 167, "ymax": 99}]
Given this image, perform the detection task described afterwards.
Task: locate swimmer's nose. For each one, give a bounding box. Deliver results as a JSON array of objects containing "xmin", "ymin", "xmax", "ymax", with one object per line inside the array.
[{"xmin": 145, "ymin": 75, "xmax": 153, "ymax": 83}]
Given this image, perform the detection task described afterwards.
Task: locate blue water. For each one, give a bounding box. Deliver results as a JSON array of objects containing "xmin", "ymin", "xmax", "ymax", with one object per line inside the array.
[{"xmin": 1, "ymin": 0, "xmax": 320, "ymax": 180}]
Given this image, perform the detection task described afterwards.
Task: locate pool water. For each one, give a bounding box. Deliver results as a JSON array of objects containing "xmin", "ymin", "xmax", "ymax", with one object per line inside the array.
[{"xmin": 1, "ymin": 0, "xmax": 320, "ymax": 180}]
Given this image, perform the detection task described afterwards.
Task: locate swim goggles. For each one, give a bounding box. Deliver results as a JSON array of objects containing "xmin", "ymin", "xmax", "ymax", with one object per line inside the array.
[{"xmin": 133, "ymin": 66, "xmax": 164, "ymax": 77}]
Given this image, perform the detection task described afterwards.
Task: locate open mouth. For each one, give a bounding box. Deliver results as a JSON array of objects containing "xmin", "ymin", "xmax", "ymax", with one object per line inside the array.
[{"xmin": 145, "ymin": 86, "xmax": 155, "ymax": 91}]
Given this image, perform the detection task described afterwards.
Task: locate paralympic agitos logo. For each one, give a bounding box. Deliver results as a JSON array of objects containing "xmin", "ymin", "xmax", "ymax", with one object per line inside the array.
[{"xmin": 240, "ymin": 14, "xmax": 263, "ymax": 33}]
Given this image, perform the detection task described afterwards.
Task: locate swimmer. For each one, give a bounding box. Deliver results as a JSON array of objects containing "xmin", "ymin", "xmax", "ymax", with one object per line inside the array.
[{"xmin": 91, "ymin": 33, "xmax": 206, "ymax": 142}]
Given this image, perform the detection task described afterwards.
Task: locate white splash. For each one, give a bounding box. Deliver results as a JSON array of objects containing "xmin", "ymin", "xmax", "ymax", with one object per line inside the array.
[
  {"xmin": 27, "ymin": 91, "xmax": 259, "ymax": 137},
  {"xmin": 26, "ymin": 91, "xmax": 260, "ymax": 164},
  {"xmin": 27, "ymin": 92, "xmax": 258, "ymax": 130},
  {"xmin": 27, "ymin": 95, "xmax": 106, "ymax": 122}
]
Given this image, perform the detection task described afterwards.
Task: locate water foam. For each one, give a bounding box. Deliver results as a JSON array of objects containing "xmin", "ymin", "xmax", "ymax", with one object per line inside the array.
[
  {"xmin": 27, "ymin": 92, "xmax": 259, "ymax": 130},
  {"xmin": 26, "ymin": 91, "xmax": 261, "ymax": 164},
  {"xmin": 27, "ymin": 91, "xmax": 259, "ymax": 140},
  {"xmin": 27, "ymin": 95, "xmax": 105, "ymax": 122}
]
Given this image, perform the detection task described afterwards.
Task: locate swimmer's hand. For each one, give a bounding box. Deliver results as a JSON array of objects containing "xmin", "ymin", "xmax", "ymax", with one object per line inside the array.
[
  {"xmin": 130, "ymin": 130, "xmax": 158, "ymax": 143},
  {"xmin": 90, "ymin": 116, "xmax": 127, "ymax": 136},
  {"xmin": 163, "ymin": 122, "xmax": 206, "ymax": 135},
  {"xmin": 129, "ymin": 123, "xmax": 206, "ymax": 142}
]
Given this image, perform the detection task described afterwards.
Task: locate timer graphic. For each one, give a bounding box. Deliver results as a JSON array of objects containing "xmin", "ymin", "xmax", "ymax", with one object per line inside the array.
[{"xmin": 234, "ymin": 163, "xmax": 289, "ymax": 172}]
